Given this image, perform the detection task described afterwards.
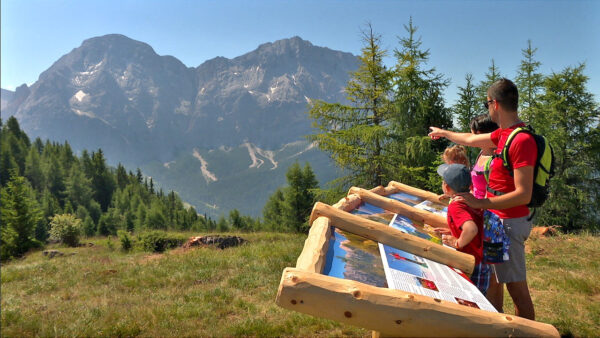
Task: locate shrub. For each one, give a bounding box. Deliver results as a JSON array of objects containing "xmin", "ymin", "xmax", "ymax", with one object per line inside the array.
[
  {"xmin": 49, "ymin": 214, "xmax": 82, "ymax": 247},
  {"xmin": 118, "ymin": 230, "xmax": 132, "ymax": 252},
  {"xmin": 137, "ymin": 231, "xmax": 186, "ymax": 253}
]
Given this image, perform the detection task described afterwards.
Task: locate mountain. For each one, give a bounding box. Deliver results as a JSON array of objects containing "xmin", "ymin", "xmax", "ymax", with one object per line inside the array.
[{"xmin": 1, "ymin": 34, "xmax": 358, "ymax": 216}]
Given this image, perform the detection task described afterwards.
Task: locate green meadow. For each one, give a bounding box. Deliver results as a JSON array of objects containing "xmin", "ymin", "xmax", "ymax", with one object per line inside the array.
[{"xmin": 1, "ymin": 231, "xmax": 598, "ymax": 337}]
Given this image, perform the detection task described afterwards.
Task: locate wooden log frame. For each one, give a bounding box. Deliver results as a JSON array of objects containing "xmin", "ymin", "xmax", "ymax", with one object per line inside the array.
[
  {"xmin": 295, "ymin": 194, "xmax": 361, "ymax": 273},
  {"xmin": 276, "ymin": 267, "xmax": 560, "ymax": 337},
  {"xmin": 309, "ymin": 202, "xmax": 474, "ymax": 275},
  {"xmin": 388, "ymin": 180, "xmax": 449, "ymax": 206},
  {"xmin": 349, "ymin": 187, "xmax": 449, "ymax": 229}
]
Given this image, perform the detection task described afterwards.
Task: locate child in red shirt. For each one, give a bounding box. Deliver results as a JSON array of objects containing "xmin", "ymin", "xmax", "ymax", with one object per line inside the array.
[{"xmin": 435, "ymin": 163, "xmax": 490, "ymax": 295}]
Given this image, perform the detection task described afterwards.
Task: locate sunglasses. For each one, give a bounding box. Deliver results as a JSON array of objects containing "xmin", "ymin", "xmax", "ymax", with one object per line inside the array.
[{"xmin": 484, "ymin": 99, "xmax": 495, "ymax": 109}]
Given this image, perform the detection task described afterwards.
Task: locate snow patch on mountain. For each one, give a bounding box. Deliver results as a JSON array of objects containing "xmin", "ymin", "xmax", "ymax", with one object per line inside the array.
[
  {"xmin": 244, "ymin": 142, "xmax": 264, "ymax": 169},
  {"xmin": 243, "ymin": 142, "xmax": 277, "ymax": 170},
  {"xmin": 284, "ymin": 141, "xmax": 318, "ymax": 160},
  {"xmin": 193, "ymin": 149, "xmax": 218, "ymax": 183},
  {"xmin": 74, "ymin": 90, "xmax": 88, "ymax": 102}
]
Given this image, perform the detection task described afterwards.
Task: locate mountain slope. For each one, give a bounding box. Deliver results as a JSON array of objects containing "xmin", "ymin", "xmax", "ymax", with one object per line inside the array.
[{"xmin": 2, "ymin": 34, "xmax": 358, "ymax": 216}]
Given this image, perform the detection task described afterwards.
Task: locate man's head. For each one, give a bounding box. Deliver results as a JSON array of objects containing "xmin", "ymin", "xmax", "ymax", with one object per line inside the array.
[
  {"xmin": 486, "ymin": 78, "xmax": 519, "ymax": 122},
  {"xmin": 437, "ymin": 163, "xmax": 471, "ymax": 195}
]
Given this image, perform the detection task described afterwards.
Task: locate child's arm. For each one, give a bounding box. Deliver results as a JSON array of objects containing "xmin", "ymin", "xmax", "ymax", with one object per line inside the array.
[
  {"xmin": 455, "ymin": 220, "xmax": 478, "ymax": 249},
  {"xmin": 441, "ymin": 221, "xmax": 478, "ymax": 249}
]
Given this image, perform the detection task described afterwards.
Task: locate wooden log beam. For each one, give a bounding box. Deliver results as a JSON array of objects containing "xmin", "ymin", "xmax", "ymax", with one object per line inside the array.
[
  {"xmin": 388, "ymin": 181, "xmax": 449, "ymax": 206},
  {"xmin": 349, "ymin": 187, "xmax": 448, "ymax": 229},
  {"xmin": 295, "ymin": 216, "xmax": 332, "ymax": 273},
  {"xmin": 333, "ymin": 193, "xmax": 362, "ymax": 212},
  {"xmin": 276, "ymin": 268, "xmax": 560, "ymax": 337},
  {"xmin": 296, "ymin": 194, "xmax": 363, "ymax": 273},
  {"xmin": 368, "ymin": 185, "xmax": 398, "ymax": 196},
  {"xmin": 309, "ymin": 202, "xmax": 474, "ymax": 275}
]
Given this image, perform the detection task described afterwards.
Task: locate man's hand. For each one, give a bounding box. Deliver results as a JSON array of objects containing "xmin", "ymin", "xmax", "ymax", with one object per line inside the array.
[
  {"xmin": 438, "ymin": 193, "xmax": 451, "ymax": 202},
  {"xmin": 428, "ymin": 126, "xmax": 447, "ymax": 140},
  {"xmin": 453, "ymin": 192, "xmax": 487, "ymax": 209}
]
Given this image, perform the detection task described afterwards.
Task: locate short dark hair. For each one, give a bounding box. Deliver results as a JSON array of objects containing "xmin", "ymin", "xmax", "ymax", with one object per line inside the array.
[
  {"xmin": 470, "ymin": 114, "xmax": 499, "ymax": 134},
  {"xmin": 488, "ymin": 78, "xmax": 519, "ymax": 112}
]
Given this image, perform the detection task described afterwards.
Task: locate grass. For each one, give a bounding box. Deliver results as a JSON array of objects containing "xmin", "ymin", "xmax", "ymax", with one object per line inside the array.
[{"xmin": 1, "ymin": 231, "xmax": 599, "ymax": 337}]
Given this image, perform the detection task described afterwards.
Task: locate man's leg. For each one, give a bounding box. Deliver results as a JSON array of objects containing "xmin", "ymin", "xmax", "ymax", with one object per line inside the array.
[
  {"xmin": 494, "ymin": 216, "xmax": 534, "ymax": 318},
  {"xmin": 506, "ymin": 280, "xmax": 535, "ymax": 320},
  {"xmin": 486, "ymin": 270, "xmax": 504, "ymax": 312}
]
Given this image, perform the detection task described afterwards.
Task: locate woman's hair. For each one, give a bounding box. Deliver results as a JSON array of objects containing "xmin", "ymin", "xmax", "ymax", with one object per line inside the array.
[
  {"xmin": 469, "ymin": 114, "xmax": 499, "ymax": 134},
  {"xmin": 442, "ymin": 145, "xmax": 470, "ymax": 167}
]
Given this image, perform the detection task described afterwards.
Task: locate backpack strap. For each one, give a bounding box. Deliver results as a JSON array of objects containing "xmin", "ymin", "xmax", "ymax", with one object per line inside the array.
[{"xmin": 500, "ymin": 125, "xmax": 534, "ymax": 172}]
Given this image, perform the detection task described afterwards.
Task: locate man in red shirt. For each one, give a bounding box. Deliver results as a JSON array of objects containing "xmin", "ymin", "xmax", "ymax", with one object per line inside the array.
[{"xmin": 428, "ymin": 78, "xmax": 536, "ymax": 320}]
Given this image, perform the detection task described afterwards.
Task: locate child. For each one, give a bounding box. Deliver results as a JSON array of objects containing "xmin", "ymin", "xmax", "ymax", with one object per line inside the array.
[
  {"xmin": 439, "ymin": 145, "xmax": 470, "ymax": 202},
  {"xmin": 442, "ymin": 145, "xmax": 470, "ymax": 167},
  {"xmin": 469, "ymin": 114, "xmax": 499, "ymax": 199},
  {"xmin": 435, "ymin": 163, "xmax": 490, "ymax": 295}
]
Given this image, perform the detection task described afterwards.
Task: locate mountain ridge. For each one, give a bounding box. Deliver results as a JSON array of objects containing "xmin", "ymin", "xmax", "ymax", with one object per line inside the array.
[{"xmin": 1, "ymin": 34, "xmax": 358, "ymax": 216}]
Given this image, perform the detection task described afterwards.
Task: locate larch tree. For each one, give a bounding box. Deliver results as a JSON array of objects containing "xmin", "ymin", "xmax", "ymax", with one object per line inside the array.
[{"xmin": 309, "ymin": 23, "xmax": 394, "ymax": 188}]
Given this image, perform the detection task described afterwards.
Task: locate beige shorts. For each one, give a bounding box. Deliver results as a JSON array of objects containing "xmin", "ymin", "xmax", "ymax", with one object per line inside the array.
[{"xmin": 493, "ymin": 215, "xmax": 532, "ymax": 283}]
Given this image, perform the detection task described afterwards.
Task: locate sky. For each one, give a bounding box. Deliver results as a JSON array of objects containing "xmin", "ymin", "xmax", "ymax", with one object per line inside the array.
[{"xmin": 2, "ymin": 0, "xmax": 599, "ymax": 105}]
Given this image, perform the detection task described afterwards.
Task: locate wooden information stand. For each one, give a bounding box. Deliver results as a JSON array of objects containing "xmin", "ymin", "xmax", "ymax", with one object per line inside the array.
[{"xmin": 276, "ymin": 181, "xmax": 560, "ymax": 337}]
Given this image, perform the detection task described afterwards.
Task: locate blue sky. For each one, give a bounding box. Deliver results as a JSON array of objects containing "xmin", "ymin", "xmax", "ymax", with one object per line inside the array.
[{"xmin": 2, "ymin": 0, "xmax": 598, "ymax": 105}]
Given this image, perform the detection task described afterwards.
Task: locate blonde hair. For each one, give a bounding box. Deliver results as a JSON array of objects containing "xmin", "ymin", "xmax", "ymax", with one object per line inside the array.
[{"xmin": 442, "ymin": 145, "xmax": 470, "ymax": 167}]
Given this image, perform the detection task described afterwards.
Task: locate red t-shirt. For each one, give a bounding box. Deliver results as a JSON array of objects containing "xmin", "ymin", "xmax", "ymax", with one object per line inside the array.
[
  {"xmin": 447, "ymin": 201, "xmax": 483, "ymax": 264},
  {"xmin": 488, "ymin": 122, "xmax": 537, "ymax": 218}
]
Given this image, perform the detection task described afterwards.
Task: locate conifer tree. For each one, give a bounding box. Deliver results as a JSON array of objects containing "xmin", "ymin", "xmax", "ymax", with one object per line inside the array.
[
  {"xmin": 262, "ymin": 188, "xmax": 286, "ymax": 231},
  {"xmin": 45, "ymin": 156, "xmax": 67, "ymax": 207},
  {"xmin": 477, "ymin": 59, "xmax": 502, "ymax": 104},
  {"xmin": 66, "ymin": 164, "xmax": 93, "ymax": 209},
  {"xmin": 25, "ymin": 146, "xmax": 45, "ymax": 191},
  {"xmin": 534, "ymin": 64, "xmax": 599, "ymax": 230},
  {"xmin": 515, "ymin": 40, "xmax": 544, "ymax": 124},
  {"xmin": 390, "ymin": 18, "xmax": 451, "ymax": 190},
  {"xmin": 453, "ymin": 73, "xmax": 480, "ymax": 132},
  {"xmin": 309, "ymin": 23, "xmax": 394, "ymax": 188},
  {"xmin": 1, "ymin": 172, "xmax": 42, "ymax": 259}
]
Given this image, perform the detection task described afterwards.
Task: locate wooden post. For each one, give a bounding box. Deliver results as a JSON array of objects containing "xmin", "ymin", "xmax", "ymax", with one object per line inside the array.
[
  {"xmin": 388, "ymin": 181, "xmax": 449, "ymax": 206},
  {"xmin": 295, "ymin": 216, "xmax": 332, "ymax": 273},
  {"xmin": 349, "ymin": 187, "xmax": 448, "ymax": 229},
  {"xmin": 277, "ymin": 268, "xmax": 560, "ymax": 337},
  {"xmin": 309, "ymin": 202, "xmax": 474, "ymax": 275},
  {"xmin": 295, "ymin": 194, "xmax": 361, "ymax": 273}
]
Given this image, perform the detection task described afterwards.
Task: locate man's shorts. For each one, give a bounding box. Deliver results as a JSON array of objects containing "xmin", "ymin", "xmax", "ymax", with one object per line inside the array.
[{"xmin": 493, "ymin": 215, "xmax": 532, "ymax": 283}]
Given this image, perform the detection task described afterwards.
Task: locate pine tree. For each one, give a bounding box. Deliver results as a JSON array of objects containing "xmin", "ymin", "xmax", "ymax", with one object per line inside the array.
[
  {"xmin": 217, "ymin": 215, "xmax": 228, "ymax": 232},
  {"xmin": 1, "ymin": 171, "xmax": 42, "ymax": 259},
  {"xmin": 534, "ymin": 64, "xmax": 599, "ymax": 230},
  {"xmin": 66, "ymin": 163, "xmax": 93, "ymax": 209},
  {"xmin": 25, "ymin": 146, "xmax": 45, "ymax": 191},
  {"xmin": 309, "ymin": 23, "xmax": 394, "ymax": 188},
  {"xmin": 453, "ymin": 73, "xmax": 480, "ymax": 132},
  {"xmin": 90, "ymin": 150, "xmax": 116, "ymax": 211},
  {"xmin": 515, "ymin": 40, "xmax": 544, "ymax": 124},
  {"xmin": 282, "ymin": 162, "xmax": 319, "ymax": 233},
  {"xmin": 262, "ymin": 188, "xmax": 286, "ymax": 231},
  {"xmin": 390, "ymin": 18, "xmax": 451, "ymax": 190},
  {"xmin": 45, "ymin": 156, "xmax": 67, "ymax": 207},
  {"xmin": 477, "ymin": 59, "xmax": 502, "ymax": 103},
  {"xmin": 116, "ymin": 163, "xmax": 129, "ymax": 190}
]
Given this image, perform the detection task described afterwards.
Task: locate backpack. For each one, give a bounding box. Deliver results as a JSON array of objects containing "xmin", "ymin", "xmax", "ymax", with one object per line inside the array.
[
  {"xmin": 482, "ymin": 210, "xmax": 510, "ymax": 264},
  {"xmin": 483, "ymin": 125, "xmax": 555, "ymax": 208}
]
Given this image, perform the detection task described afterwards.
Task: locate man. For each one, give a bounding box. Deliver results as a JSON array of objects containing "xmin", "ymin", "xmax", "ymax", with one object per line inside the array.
[{"xmin": 428, "ymin": 78, "xmax": 537, "ymax": 320}]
